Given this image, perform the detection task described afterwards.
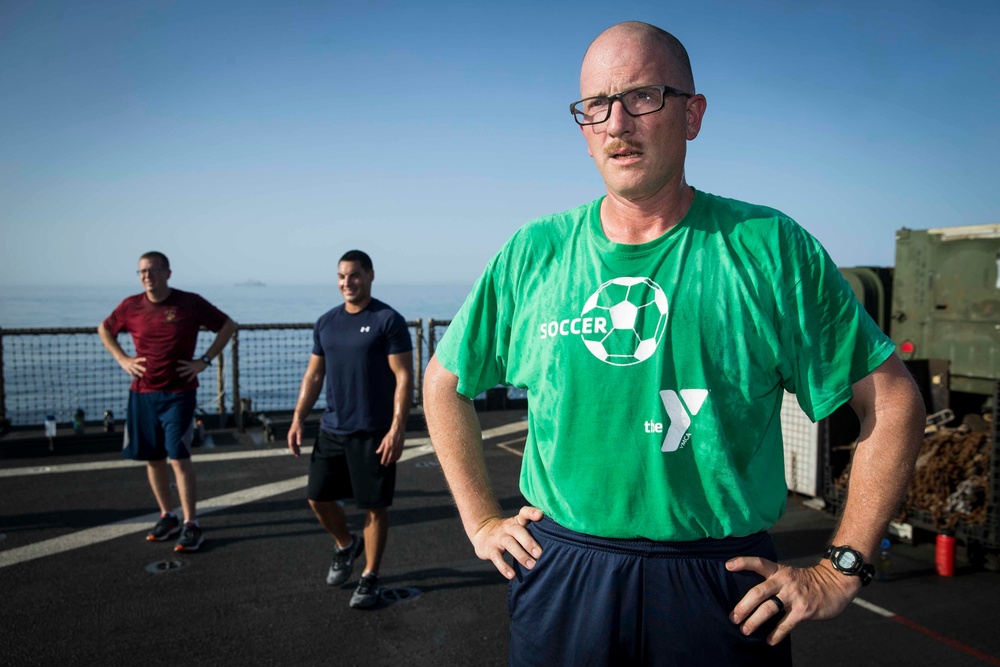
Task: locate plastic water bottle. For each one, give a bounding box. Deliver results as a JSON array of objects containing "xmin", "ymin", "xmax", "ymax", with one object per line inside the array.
[
  {"xmin": 44, "ymin": 415, "xmax": 57, "ymax": 438},
  {"xmin": 72, "ymin": 408, "xmax": 85, "ymax": 435},
  {"xmin": 879, "ymin": 537, "xmax": 891, "ymax": 575},
  {"xmin": 103, "ymin": 410, "xmax": 115, "ymax": 433}
]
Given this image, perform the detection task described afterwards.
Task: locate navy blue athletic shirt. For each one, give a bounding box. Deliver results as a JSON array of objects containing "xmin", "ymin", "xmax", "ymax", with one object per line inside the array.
[{"xmin": 312, "ymin": 299, "xmax": 412, "ymax": 435}]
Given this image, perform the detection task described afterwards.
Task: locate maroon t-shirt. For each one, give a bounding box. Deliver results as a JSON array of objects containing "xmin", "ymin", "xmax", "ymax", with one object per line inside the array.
[{"xmin": 103, "ymin": 288, "xmax": 230, "ymax": 393}]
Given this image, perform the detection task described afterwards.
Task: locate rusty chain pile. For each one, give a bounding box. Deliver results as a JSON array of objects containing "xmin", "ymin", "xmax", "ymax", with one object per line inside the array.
[{"xmin": 835, "ymin": 423, "xmax": 993, "ymax": 530}]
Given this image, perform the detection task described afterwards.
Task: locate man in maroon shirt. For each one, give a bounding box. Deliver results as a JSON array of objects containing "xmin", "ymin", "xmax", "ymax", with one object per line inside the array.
[{"xmin": 99, "ymin": 251, "xmax": 237, "ymax": 552}]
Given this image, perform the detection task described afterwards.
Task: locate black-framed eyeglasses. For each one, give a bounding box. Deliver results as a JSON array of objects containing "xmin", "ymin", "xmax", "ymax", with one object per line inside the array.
[{"xmin": 570, "ymin": 84, "xmax": 692, "ymax": 126}]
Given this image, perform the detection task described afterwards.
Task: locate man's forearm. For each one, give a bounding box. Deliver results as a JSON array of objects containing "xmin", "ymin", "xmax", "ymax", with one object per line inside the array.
[
  {"xmin": 292, "ymin": 377, "xmax": 323, "ymax": 423},
  {"xmin": 424, "ymin": 359, "xmax": 503, "ymax": 541},
  {"xmin": 833, "ymin": 421, "xmax": 922, "ymax": 558},
  {"xmin": 203, "ymin": 319, "xmax": 237, "ymax": 360},
  {"xmin": 97, "ymin": 324, "xmax": 127, "ymax": 362},
  {"xmin": 390, "ymin": 371, "xmax": 413, "ymax": 433},
  {"xmin": 833, "ymin": 362, "xmax": 925, "ymax": 559}
]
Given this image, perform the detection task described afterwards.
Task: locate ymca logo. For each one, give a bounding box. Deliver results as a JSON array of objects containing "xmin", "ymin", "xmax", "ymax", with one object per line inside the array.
[
  {"xmin": 537, "ymin": 276, "xmax": 669, "ymax": 367},
  {"xmin": 359, "ymin": 326, "xmax": 370, "ymax": 333},
  {"xmin": 646, "ymin": 389, "xmax": 708, "ymax": 452}
]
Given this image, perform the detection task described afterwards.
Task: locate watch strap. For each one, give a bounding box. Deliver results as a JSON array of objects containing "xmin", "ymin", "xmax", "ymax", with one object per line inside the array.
[{"xmin": 859, "ymin": 563, "xmax": 875, "ymax": 586}]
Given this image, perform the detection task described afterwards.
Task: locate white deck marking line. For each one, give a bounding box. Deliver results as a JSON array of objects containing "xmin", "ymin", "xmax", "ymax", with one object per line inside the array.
[
  {"xmin": 481, "ymin": 421, "xmax": 529, "ymax": 439},
  {"xmin": 0, "ymin": 458, "xmax": 148, "ymax": 476},
  {"xmin": 852, "ymin": 596, "xmax": 1000, "ymax": 666},
  {"xmin": 0, "ymin": 436, "xmax": 434, "ymax": 479},
  {"xmin": 496, "ymin": 436, "xmax": 527, "ymax": 458},
  {"xmin": 0, "ymin": 423, "xmax": 524, "ymax": 568},
  {"xmin": 0, "ymin": 476, "xmax": 307, "ymax": 569},
  {"xmin": 851, "ymin": 597, "xmax": 894, "ymax": 617}
]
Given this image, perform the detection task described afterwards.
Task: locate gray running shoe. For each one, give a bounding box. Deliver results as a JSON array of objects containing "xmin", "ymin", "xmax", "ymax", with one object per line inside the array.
[
  {"xmin": 173, "ymin": 522, "xmax": 204, "ymax": 552},
  {"xmin": 349, "ymin": 573, "xmax": 381, "ymax": 609},
  {"xmin": 146, "ymin": 514, "xmax": 181, "ymax": 542},
  {"xmin": 326, "ymin": 534, "xmax": 365, "ymax": 586}
]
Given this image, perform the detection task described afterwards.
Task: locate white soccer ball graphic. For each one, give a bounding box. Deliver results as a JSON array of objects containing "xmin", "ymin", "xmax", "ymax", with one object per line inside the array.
[{"xmin": 581, "ymin": 277, "xmax": 669, "ymax": 366}]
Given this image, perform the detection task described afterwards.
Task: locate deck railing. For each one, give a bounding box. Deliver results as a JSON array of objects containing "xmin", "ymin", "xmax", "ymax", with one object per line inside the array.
[{"xmin": 0, "ymin": 319, "xmax": 452, "ymax": 431}]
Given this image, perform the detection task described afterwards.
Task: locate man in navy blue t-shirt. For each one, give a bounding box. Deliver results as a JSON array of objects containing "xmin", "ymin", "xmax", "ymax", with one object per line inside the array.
[{"xmin": 287, "ymin": 249, "xmax": 413, "ymax": 609}]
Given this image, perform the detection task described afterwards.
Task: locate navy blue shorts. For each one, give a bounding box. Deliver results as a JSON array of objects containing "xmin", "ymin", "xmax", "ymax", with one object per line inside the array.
[
  {"xmin": 122, "ymin": 390, "xmax": 196, "ymax": 461},
  {"xmin": 307, "ymin": 429, "xmax": 395, "ymax": 509},
  {"xmin": 508, "ymin": 517, "xmax": 792, "ymax": 667}
]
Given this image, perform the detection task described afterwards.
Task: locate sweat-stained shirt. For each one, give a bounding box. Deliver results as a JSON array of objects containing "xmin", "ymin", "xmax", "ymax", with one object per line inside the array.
[
  {"xmin": 103, "ymin": 288, "xmax": 230, "ymax": 394},
  {"xmin": 435, "ymin": 189, "xmax": 895, "ymax": 541}
]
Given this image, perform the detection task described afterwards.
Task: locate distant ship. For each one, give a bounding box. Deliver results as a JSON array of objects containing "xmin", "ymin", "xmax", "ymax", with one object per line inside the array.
[{"xmin": 236, "ymin": 279, "xmax": 266, "ymax": 287}]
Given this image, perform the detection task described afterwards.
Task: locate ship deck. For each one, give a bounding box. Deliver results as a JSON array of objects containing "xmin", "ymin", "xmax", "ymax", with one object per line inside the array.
[{"xmin": 2, "ymin": 409, "xmax": 999, "ymax": 666}]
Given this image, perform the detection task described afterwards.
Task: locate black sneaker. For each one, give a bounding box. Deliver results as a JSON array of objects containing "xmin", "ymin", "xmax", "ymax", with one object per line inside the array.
[
  {"xmin": 326, "ymin": 534, "xmax": 365, "ymax": 585},
  {"xmin": 173, "ymin": 522, "xmax": 204, "ymax": 552},
  {"xmin": 349, "ymin": 573, "xmax": 381, "ymax": 609},
  {"xmin": 146, "ymin": 514, "xmax": 181, "ymax": 542}
]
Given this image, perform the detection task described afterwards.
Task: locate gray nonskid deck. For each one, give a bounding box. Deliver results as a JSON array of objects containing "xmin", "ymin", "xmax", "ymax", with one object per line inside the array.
[{"xmin": 2, "ymin": 410, "xmax": 998, "ymax": 666}]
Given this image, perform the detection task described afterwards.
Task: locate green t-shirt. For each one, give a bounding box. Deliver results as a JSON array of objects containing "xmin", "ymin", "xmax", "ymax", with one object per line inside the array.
[{"xmin": 436, "ymin": 190, "xmax": 895, "ymax": 541}]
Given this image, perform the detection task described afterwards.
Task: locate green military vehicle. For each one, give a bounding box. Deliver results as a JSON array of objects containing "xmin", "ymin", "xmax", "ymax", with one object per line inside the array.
[{"xmin": 804, "ymin": 224, "xmax": 1000, "ymax": 568}]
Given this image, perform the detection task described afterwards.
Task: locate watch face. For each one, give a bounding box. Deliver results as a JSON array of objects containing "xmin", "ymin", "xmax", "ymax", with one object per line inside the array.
[{"xmin": 836, "ymin": 550, "xmax": 858, "ymax": 570}]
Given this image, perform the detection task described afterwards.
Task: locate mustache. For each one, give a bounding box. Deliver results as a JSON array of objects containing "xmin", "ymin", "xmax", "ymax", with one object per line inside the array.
[{"xmin": 605, "ymin": 140, "xmax": 642, "ymax": 157}]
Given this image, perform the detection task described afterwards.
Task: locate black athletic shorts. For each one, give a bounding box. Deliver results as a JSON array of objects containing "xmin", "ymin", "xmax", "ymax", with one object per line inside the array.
[
  {"xmin": 307, "ymin": 429, "xmax": 395, "ymax": 509},
  {"xmin": 508, "ymin": 517, "xmax": 792, "ymax": 667}
]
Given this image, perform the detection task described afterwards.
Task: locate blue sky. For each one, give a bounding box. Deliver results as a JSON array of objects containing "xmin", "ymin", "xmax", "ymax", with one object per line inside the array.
[{"xmin": 1, "ymin": 0, "xmax": 997, "ymax": 287}]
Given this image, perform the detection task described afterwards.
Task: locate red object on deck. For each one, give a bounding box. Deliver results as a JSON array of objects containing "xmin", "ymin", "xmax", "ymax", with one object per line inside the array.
[{"xmin": 935, "ymin": 533, "xmax": 956, "ymax": 576}]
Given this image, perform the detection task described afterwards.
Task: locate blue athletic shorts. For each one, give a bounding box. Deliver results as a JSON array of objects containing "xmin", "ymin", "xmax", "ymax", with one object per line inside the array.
[
  {"xmin": 307, "ymin": 429, "xmax": 395, "ymax": 509},
  {"xmin": 122, "ymin": 390, "xmax": 196, "ymax": 461},
  {"xmin": 508, "ymin": 517, "xmax": 792, "ymax": 667}
]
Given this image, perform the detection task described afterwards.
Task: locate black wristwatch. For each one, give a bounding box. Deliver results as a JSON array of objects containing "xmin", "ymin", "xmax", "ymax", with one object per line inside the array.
[
  {"xmin": 199, "ymin": 354, "xmax": 212, "ymax": 366},
  {"xmin": 825, "ymin": 545, "xmax": 875, "ymax": 586}
]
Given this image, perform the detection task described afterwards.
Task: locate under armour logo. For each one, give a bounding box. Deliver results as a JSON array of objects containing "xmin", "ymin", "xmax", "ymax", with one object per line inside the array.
[
  {"xmin": 360, "ymin": 326, "xmax": 370, "ymax": 333},
  {"xmin": 658, "ymin": 389, "xmax": 708, "ymax": 452}
]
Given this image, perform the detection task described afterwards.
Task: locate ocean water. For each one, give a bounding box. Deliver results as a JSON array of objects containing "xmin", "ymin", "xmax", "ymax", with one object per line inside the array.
[
  {"xmin": 0, "ymin": 283, "xmax": 475, "ymax": 427},
  {"xmin": 0, "ymin": 283, "xmax": 473, "ymax": 329}
]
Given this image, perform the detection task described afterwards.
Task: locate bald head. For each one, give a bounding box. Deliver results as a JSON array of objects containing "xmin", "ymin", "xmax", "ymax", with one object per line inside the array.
[{"xmin": 582, "ymin": 22, "xmax": 695, "ymax": 95}]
